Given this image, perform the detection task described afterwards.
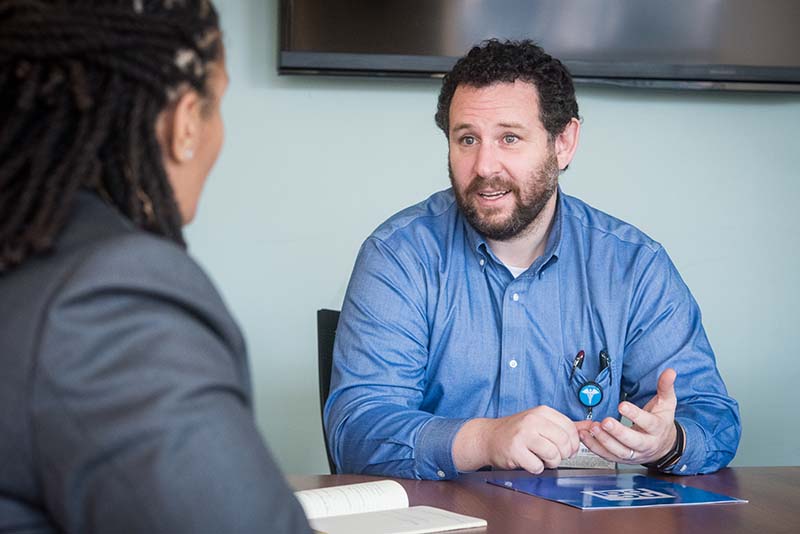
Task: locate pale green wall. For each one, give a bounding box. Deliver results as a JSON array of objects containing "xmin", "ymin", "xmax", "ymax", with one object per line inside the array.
[{"xmin": 186, "ymin": 0, "xmax": 800, "ymax": 474}]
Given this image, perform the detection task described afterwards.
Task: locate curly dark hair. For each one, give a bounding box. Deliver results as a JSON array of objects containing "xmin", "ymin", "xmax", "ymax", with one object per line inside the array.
[
  {"xmin": 435, "ymin": 39, "xmax": 579, "ymax": 140},
  {"xmin": 0, "ymin": 0, "xmax": 222, "ymax": 272}
]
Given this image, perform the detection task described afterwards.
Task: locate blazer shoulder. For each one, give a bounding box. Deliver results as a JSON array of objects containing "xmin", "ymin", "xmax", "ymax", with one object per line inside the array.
[
  {"xmin": 57, "ymin": 231, "xmax": 242, "ymax": 349},
  {"xmin": 66, "ymin": 231, "xmax": 219, "ymax": 296}
]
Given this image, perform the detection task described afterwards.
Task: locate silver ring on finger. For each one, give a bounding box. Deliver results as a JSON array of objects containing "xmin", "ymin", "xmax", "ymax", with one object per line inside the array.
[{"xmin": 628, "ymin": 448, "xmax": 636, "ymax": 461}]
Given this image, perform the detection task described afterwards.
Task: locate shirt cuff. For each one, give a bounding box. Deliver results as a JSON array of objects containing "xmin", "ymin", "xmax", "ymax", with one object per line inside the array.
[
  {"xmin": 414, "ymin": 417, "xmax": 470, "ymax": 480},
  {"xmin": 667, "ymin": 417, "xmax": 704, "ymax": 475}
]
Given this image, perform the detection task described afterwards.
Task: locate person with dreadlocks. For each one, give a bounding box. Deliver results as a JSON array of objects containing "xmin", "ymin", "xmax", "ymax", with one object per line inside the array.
[{"xmin": 0, "ymin": 1, "xmax": 311, "ymax": 532}]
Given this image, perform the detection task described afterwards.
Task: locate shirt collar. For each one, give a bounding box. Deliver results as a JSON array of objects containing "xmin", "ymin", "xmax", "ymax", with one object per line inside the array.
[
  {"xmin": 538, "ymin": 187, "xmax": 563, "ymax": 272},
  {"xmin": 463, "ymin": 186, "xmax": 564, "ymax": 275}
]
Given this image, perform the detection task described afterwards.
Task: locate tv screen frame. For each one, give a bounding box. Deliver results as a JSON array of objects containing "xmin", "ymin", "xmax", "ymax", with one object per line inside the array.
[{"xmin": 279, "ymin": 0, "xmax": 800, "ymax": 93}]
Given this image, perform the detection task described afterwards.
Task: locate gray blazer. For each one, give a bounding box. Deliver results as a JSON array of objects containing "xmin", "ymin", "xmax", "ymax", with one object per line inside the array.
[{"xmin": 0, "ymin": 191, "xmax": 311, "ymax": 533}]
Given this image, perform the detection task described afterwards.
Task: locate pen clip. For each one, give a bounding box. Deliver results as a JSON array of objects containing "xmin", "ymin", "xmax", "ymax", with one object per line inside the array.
[
  {"xmin": 569, "ymin": 350, "xmax": 585, "ymax": 381},
  {"xmin": 599, "ymin": 349, "xmax": 612, "ymax": 384}
]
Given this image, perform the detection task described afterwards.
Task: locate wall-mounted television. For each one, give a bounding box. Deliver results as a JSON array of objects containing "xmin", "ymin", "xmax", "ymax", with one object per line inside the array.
[{"xmin": 279, "ymin": 0, "xmax": 800, "ymax": 92}]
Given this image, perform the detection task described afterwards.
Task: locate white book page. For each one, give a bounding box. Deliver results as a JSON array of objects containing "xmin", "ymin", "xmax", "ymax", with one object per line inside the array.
[
  {"xmin": 295, "ymin": 480, "xmax": 409, "ymax": 519},
  {"xmin": 309, "ymin": 505, "xmax": 487, "ymax": 534}
]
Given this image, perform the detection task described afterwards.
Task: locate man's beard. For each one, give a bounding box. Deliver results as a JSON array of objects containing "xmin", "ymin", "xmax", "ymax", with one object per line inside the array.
[{"xmin": 450, "ymin": 148, "xmax": 559, "ymax": 242}]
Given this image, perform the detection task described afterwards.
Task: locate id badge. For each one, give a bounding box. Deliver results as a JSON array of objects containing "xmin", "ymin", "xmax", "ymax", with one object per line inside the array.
[{"xmin": 559, "ymin": 443, "xmax": 615, "ymax": 469}]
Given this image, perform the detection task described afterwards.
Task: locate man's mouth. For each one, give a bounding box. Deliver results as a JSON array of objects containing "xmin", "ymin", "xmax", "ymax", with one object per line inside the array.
[{"xmin": 478, "ymin": 190, "xmax": 510, "ymax": 199}]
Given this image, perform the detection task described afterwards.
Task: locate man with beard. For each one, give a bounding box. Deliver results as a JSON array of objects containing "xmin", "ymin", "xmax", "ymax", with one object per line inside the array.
[{"xmin": 324, "ymin": 40, "xmax": 740, "ymax": 480}]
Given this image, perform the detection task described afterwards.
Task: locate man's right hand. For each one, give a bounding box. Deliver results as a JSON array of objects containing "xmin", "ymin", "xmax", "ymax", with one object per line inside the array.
[{"xmin": 452, "ymin": 406, "xmax": 580, "ymax": 474}]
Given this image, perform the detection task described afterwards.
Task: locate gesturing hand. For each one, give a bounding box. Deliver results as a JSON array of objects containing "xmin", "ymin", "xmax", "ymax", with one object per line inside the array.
[
  {"xmin": 453, "ymin": 406, "xmax": 580, "ymax": 474},
  {"xmin": 576, "ymin": 368, "xmax": 678, "ymax": 465}
]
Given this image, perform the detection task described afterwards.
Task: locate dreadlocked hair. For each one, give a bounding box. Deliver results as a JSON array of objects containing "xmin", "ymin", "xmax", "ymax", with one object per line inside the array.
[{"xmin": 0, "ymin": 0, "xmax": 222, "ymax": 272}]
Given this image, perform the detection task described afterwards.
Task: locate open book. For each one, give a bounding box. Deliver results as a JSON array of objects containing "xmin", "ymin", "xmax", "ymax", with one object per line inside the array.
[{"xmin": 294, "ymin": 480, "xmax": 487, "ymax": 534}]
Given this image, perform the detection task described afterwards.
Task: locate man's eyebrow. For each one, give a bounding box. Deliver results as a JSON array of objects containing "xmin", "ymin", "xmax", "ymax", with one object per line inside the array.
[{"xmin": 450, "ymin": 123, "xmax": 473, "ymax": 133}]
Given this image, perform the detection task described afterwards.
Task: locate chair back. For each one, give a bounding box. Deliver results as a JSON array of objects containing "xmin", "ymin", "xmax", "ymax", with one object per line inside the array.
[{"xmin": 316, "ymin": 308, "xmax": 340, "ymax": 473}]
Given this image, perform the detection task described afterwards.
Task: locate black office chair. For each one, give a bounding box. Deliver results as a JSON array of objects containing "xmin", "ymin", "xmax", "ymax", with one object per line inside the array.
[{"xmin": 316, "ymin": 308, "xmax": 340, "ymax": 474}]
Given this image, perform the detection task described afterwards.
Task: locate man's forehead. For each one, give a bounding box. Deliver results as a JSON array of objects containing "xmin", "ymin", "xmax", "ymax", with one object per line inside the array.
[{"xmin": 449, "ymin": 80, "xmax": 541, "ymax": 128}]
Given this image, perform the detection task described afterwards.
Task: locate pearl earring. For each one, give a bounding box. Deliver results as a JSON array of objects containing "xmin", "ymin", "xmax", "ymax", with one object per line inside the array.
[{"xmin": 183, "ymin": 147, "xmax": 194, "ymax": 161}]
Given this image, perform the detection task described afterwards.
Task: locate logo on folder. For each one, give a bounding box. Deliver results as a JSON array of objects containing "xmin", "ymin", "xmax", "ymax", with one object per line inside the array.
[{"xmin": 582, "ymin": 488, "xmax": 675, "ymax": 501}]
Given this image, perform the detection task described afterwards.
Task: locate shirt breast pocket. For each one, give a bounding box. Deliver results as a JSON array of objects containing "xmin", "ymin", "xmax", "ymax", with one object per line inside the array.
[{"xmin": 563, "ymin": 358, "xmax": 616, "ymax": 421}]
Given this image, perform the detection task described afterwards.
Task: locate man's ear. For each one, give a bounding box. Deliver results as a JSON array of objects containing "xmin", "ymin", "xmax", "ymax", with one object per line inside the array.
[
  {"xmin": 159, "ymin": 89, "xmax": 202, "ymax": 164},
  {"xmin": 554, "ymin": 118, "xmax": 581, "ymax": 170}
]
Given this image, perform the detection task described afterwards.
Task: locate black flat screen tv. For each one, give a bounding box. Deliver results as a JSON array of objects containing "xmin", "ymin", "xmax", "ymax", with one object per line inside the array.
[{"xmin": 279, "ymin": 0, "xmax": 800, "ymax": 92}]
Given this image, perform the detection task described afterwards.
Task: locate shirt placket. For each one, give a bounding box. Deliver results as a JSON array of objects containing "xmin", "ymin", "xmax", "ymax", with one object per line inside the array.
[{"xmin": 498, "ymin": 274, "xmax": 530, "ymax": 416}]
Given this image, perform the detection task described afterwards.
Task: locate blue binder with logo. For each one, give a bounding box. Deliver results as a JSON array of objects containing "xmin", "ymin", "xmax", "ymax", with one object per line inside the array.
[{"xmin": 488, "ymin": 474, "xmax": 747, "ymax": 510}]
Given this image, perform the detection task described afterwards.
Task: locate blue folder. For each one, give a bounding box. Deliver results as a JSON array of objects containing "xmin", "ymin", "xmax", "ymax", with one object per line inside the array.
[{"xmin": 488, "ymin": 474, "xmax": 747, "ymax": 510}]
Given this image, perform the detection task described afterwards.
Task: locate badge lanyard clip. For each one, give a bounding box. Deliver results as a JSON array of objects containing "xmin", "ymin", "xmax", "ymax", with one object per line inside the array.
[{"xmin": 574, "ymin": 349, "xmax": 612, "ymax": 420}]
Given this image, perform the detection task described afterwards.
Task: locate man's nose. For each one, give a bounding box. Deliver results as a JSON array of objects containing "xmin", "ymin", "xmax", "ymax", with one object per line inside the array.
[{"xmin": 474, "ymin": 142, "xmax": 502, "ymax": 179}]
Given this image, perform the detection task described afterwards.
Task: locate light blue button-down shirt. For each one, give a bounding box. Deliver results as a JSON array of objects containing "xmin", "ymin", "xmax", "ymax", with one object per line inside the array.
[{"xmin": 325, "ymin": 188, "xmax": 740, "ymax": 480}]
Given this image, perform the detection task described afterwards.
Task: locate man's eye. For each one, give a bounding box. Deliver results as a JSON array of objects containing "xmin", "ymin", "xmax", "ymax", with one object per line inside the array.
[
  {"xmin": 503, "ymin": 134, "xmax": 519, "ymax": 144},
  {"xmin": 461, "ymin": 136, "xmax": 476, "ymax": 146}
]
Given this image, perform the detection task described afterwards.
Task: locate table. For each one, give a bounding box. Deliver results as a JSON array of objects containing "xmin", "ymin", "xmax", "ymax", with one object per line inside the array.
[{"xmin": 290, "ymin": 467, "xmax": 799, "ymax": 534}]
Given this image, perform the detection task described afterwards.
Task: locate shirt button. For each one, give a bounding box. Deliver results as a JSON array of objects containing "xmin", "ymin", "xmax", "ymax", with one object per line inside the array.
[
  {"xmin": 680, "ymin": 464, "xmax": 687, "ymax": 473},
  {"xmin": 512, "ymin": 293, "xmax": 519, "ymax": 301},
  {"xmin": 479, "ymin": 258, "xmax": 485, "ymax": 266},
  {"xmin": 437, "ymin": 470, "xmax": 446, "ymax": 478},
  {"xmin": 509, "ymin": 359, "xmax": 518, "ymax": 368}
]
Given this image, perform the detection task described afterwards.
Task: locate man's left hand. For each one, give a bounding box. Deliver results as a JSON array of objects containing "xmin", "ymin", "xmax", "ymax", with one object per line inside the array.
[{"xmin": 575, "ymin": 368, "xmax": 678, "ymax": 465}]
